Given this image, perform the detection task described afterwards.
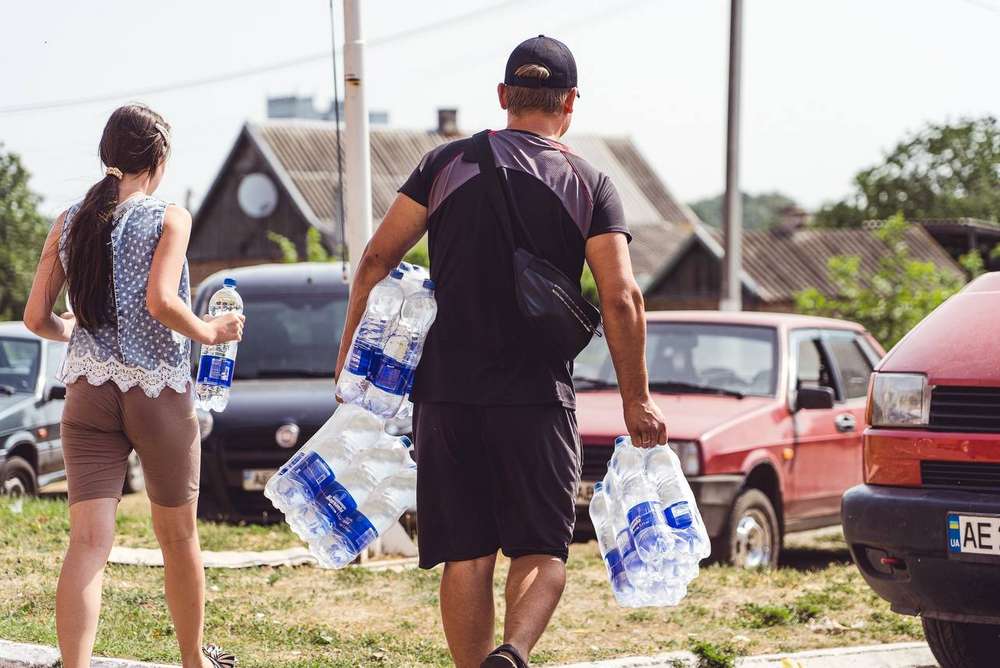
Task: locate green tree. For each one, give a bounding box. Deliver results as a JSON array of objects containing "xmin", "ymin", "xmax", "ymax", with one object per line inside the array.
[
  {"xmin": 305, "ymin": 227, "xmax": 330, "ymax": 262},
  {"xmin": 689, "ymin": 191, "xmax": 798, "ymax": 230},
  {"xmin": 266, "ymin": 231, "xmax": 299, "ymax": 263},
  {"xmin": 403, "ymin": 237, "xmax": 430, "ymax": 268},
  {"xmin": 795, "ymin": 214, "xmax": 966, "ymax": 348},
  {"xmin": 815, "ymin": 116, "xmax": 1000, "ymax": 227},
  {"xmin": 0, "ymin": 146, "xmax": 48, "ymax": 321}
]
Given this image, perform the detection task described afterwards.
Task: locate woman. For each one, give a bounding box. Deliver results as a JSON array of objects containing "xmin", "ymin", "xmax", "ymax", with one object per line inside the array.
[{"xmin": 24, "ymin": 104, "xmax": 243, "ymax": 668}]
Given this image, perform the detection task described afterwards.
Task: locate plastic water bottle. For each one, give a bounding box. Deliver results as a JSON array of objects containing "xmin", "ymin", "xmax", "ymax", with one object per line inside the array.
[
  {"xmin": 289, "ymin": 437, "xmax": 413, "ymax": 539},
  {"xmin": 363, "ymin": 280, "xmax": 437, "ymax": 417},
  {"xmin": 314, "ymin": 465, "xmax": 418, "ymax": 568},
  {"xmin": 195, "ymin": 278, "xmax": 244, "ymax": 412},
  {"xmin": 610, "ymin": 437, "xmax": 673, "ymax": 565},
  {"xmin": 589, "ymin": 482, "xmax": 637, "ymax": 606},
  {"xmin": 645, "ymin": 446, "xmax": 711, "ymax": 560},
  {"xmin": 336, "ymin": 270, "xmax": 405, "ymax": 404}
]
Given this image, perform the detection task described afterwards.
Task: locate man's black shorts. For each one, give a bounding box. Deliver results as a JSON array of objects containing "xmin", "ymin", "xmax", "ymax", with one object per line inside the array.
[{"xmin": 412, "ymin": 402, "xmax": 582, "ymax": 569}]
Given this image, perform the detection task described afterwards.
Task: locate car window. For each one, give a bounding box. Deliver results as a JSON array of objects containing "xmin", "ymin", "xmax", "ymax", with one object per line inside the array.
[
  {"xmin": 0, "ymin": 337, "xmax": 41, "ymax": 393},
  {"xmin": 825, "ymin": 334, "xmax": 873, "ymax": 400},
  {"xmin": 575, "ymin": 323, "xmax": 779, "ymax": 397},
  {"xmin": 46, "ymin": 343, "xmax": 66, "ymax": 386},
  {"xmin": 796, "ymin": 338, "xmax": 838, "ymax": 399}
]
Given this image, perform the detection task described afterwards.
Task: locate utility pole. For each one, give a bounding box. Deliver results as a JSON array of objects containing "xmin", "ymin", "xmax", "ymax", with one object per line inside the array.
[
  {"xmin": 343, "ymin": 0, "xmax": 372, "ymax": 279},
  {"xmin": 720, "ymin": 0, "xmax": 743, "ymax": 311}
]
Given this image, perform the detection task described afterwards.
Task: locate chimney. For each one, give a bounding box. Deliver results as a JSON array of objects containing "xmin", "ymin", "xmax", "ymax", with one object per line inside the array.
[
  {"xmin": 437, "ymin": 108, "xmax": 459, "ymax": 136},
  {"xmin": 774, "ymin": 205, "xmax": 810, "ymax": 237}
]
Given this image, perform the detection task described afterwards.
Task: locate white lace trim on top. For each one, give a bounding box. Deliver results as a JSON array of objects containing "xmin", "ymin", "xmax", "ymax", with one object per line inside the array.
[{"xmin": 60, "ymin": 352, "xmax": 190, "ymax": 398}]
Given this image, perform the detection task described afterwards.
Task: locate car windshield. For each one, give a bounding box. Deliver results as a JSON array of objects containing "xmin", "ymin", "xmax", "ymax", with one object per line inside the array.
[
  {"xmin": 575, "ymin": 322, "xmax": 779, "ymax": 397},
  {"xmin": 0, "ymin": 337, "xmax": 40, "ymax": 394},
  {"xmin": 223, "ymin": 293, "xmax": 348, "ymax": 379}
]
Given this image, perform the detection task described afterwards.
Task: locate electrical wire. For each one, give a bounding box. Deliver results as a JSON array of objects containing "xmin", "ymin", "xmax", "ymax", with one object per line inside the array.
[{"xmin": 0, "ymin": 0, "xmax": 532, "ymax": 115}]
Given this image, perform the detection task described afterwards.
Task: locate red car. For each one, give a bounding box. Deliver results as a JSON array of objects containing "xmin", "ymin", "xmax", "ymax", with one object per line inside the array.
[
  {"xmin": 575, "ymin": 311, "xmax": 884, "ymax": 568},
  {"xmin": 842, "ymin": 272, "xmax": 1000, "ymax": 668}
]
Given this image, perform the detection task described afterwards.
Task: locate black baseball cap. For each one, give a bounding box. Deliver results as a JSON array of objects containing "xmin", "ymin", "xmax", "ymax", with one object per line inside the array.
[{"xmin": 504, "ymin": 35, "xmax": 578, "ymax": 91}]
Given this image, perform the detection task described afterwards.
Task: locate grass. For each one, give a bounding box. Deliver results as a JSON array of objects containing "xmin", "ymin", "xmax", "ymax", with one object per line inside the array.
[{"xmin": 0, "ymin": 497, "xmax": 924, "ymax": 667}]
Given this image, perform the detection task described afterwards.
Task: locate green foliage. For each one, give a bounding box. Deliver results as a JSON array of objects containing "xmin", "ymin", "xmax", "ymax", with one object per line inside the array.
[
  {"xmin": 689, "ymin": 191, "xmax": 799, "ymax": 230},
  {"xmin": 741, "ymin": 602, "xmax": 793, "ymax": 628},
  {"xmin": 0, "ymin": 146, "xmax": 48, "ymax": 321},
  {"xmin": 581, "ymin": 262, "xmax": 599, "ymax": 304},
  {"xmin": 305, "ymin": 227, "xmax": 331, "ymax": 262},
  {"xmin": 266, "ymin": 231, "xmax": 298, "ymax": 263},
  {"xmin": 689, "ymin": 639, "xmax": 737, "ymax": 668},
  {"xmin": 795, "ymin": 214, "xmax": 965, "ymax": 348},
  {"xmin": 403, "ymin": 237, "xmax": 430, "ymax": 269},
  {"xmin": 815, "ymin": 116, "xmax": 1000, "ymax": 227}
]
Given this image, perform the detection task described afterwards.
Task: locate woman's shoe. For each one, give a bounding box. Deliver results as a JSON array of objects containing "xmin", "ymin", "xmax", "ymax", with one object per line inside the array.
[
  {"xmin": 481, "ymin": 644, "xmax": 529, "ymax": 668},
  {"xmin": 201, "ymin": 644, "xmax": 238, "ymax": 668}
]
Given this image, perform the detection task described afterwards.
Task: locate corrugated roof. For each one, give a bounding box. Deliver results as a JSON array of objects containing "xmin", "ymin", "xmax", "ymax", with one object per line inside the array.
[
  {"xmin": 707, "ymin": 225, "xmax": 964, "ymax": 303},
  {"xmin": 247, "ymin": 119, "xmax": 699, "ymax": 280}
]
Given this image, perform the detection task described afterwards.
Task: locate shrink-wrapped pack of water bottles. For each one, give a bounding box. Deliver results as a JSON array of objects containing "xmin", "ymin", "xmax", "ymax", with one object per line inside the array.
[
  {"xmin": 591, "ymin": 436, "xmax": 711, "ymax": 607},
  {"xmin": 265, "ymin": 263, "xmax": 435, "ymax": 567}
]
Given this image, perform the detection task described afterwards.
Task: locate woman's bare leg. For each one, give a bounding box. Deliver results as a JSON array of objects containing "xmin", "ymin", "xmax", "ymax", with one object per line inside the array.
[{"xmin": 56, "ymin": 497, "xmax": 118, "ymax": 668}]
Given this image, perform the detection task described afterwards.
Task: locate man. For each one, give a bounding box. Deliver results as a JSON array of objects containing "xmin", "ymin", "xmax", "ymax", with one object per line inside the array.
[{"xmin": 334, "ymin": 35, "xmax": 668, "ymax": 668}]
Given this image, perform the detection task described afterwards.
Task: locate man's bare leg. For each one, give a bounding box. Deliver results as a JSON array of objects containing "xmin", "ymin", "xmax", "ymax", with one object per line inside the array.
[
  {"xmin": 440, "ymin": 553, "xmax": 499, "ymax": 668},
  {"xmin": 502, "ymin": 554, "xmax": 567, "ymax": 661}
]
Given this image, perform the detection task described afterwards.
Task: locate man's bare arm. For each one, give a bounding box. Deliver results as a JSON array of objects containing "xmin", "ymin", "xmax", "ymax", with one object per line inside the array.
[
  {"xmin": 585, "ymin": 233, "xmax": 667, "ymax": 447},
  {"xmin": 334, "ymin": 194, "xmax": 428, "ymax": 386}
]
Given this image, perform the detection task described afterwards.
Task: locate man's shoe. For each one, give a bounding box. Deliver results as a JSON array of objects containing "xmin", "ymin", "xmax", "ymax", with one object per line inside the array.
[
  {"xmin": 201, "ymin": 644, "xmax": 238, "ymax": 668},
  {"xmin": 481, "ymin": 644, "xmax": 529, "ymax": 668}
]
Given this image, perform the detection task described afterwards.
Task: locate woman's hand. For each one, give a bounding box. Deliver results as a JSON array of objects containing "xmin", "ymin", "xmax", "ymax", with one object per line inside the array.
[{"xmin": 201, "ymin": 313, "xmax": 245, "ymax": 346}]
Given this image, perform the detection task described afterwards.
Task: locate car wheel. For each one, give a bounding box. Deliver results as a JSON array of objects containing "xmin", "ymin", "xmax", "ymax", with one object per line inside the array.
[
  {"xmin": 713, "ymin": 488, "xmax": 781, "ymax": 569},
  {"xmin": 122, "ymin": 452, "xmax": 146, "ymax": 495},
  {"xmin": 923, "ymin": 617, "xmax": 1000, "ymax": 668},
  {"xmin": 2, "ymin": 456, "xmax": 37, "ymax": 497}
]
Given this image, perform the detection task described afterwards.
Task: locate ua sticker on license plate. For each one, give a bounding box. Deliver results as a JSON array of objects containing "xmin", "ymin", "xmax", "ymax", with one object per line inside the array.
[
  {"xmin": 242, "ymin": 469, "xmax": 276, "ymax": 492},
  {"xmin": 948, "ymin": 513, "xmax": 1000, "ymax": 556},
  {"xmin": 576, "ymin": 481, "xmax": 596, "ymax": 505}
]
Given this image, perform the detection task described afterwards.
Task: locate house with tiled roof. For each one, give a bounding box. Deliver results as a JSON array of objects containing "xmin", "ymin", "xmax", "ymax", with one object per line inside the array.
[{"xmin": 190, "ymin": 107, "xmax": 702, "ymax": 287}]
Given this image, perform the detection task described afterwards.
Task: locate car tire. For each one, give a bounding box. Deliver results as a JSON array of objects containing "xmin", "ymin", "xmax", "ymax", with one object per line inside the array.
[
  {"xmin": 712, "ymin": 488, "xmax": 781, "ymax": 569},
  {"xmin": 2, "ymin": 456, "xmax": 37, "ymax": 497},
  {"xmin": 923, "ymin": 617, "xmax": 1000, "ymax": 668},
  {"xmin": 122, "ymin": 452, "xmax": 146, "ymax": 495}
]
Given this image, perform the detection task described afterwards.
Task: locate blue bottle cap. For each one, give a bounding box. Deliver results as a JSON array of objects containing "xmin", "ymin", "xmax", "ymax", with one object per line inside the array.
[
  {"xmin": 593, "ymin": 481, "xmax": 603, "ymax": 492},
  {"xmin": 397, "ymin": 262, "xmax": 412, "ymax": 271},
  {"xmin": 614, "ymin": 436, "xmax": 627, "ymax": 446},
  {"xmin": 400, "ymin": 435, "xmax": 413, "ymax": 449},
  {"xmin": 389, "ymin": 269, "xmax": 404, "ymax": 280},
  {"xmin": 223, "ymin": 277, "xmax": 237, "ymax": 288},
  {"xmin": 422, "ymin": 279, "xmax": 435, "ymax": 290}
]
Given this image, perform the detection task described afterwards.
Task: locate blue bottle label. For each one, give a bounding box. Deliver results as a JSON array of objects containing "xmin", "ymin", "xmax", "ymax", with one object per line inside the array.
[
  {"xmin": 664, "ymin": 500, "xmax": 693, "ymax": 529},
  {"xmin": 331, "ymin": 508, "xmax": 379, "ymax": 553},
  {"xmin": 627, "ymin": 501, "xmax": 665, "ymax": 535},
  {"xmin": 314, "ymin": 478, "xmax": 360, "ymax": 516},
  {"xmin": 616, "ymin": 528, "xmax": 637, "ymax": 560},
  {"xmin": 347, "ymin": 340, "xmax": 380, "ymax": 377},
  {"xmin": 197, "ymin": 355, "xmax": 235, "ymax": 388},
  {"xmin": 290, "ymin": 452, "xmax": 335, "ymax": 495},
  {"xmin": 371, "ymin": 357, "xmax": 414, "ymax": 395},
  {"xmin": 277, "ymin": 451, "xmax": 306, "ymax": 477},
  {"xmin": 604, "ymin": 548, "xmax": 625, "ymax": 577}
]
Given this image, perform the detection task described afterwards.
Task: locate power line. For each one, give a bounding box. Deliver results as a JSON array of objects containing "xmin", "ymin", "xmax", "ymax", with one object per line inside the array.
[{"xmin": 0, "ymin": 0, "xmax": 530, "ymax": 115}]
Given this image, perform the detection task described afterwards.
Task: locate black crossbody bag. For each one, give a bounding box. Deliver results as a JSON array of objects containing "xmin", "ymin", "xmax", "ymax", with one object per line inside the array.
[{"xmin": 473, "ymin": 130, "xmax": 602, "ymax": 361}]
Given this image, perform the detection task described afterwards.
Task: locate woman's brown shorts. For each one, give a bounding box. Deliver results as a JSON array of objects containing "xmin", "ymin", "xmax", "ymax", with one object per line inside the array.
[{"xmin": 61, "ymin": 381, "xmax": 200, "ymax": 507}]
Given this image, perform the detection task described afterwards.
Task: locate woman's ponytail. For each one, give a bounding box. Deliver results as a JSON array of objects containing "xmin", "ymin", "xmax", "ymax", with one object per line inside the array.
[{"xmin": 63, "ymin": 104, "xmax": 170, "ymax": 330}]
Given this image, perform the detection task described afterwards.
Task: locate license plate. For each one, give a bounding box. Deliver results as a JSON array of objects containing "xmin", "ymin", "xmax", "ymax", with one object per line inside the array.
[
  {"xmin": 242, "ymin": 469, "xmax": 277, "ymax": 492},
  {"xmin": 948, "ymin": 513, "xmax": 1000, "ymax": 556},
  {"xmin": 576, "ymin": 481, "xmax": 596, "ymax": 505}
]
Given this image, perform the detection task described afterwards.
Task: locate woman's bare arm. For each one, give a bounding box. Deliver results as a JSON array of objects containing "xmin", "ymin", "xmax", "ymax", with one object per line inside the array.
[
  {"xmin": 147, "ymin": 205, "xmax": 243, "ymax": 346},
  {"xmin": 23, "ymin": 213, "xmax": 74, "ymax": 342}
]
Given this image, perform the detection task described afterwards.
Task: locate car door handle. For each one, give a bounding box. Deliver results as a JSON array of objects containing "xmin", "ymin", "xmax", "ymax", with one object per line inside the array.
[{"xmin": 835, "ymin": 413, "xmax": 857, "ymax": 433}]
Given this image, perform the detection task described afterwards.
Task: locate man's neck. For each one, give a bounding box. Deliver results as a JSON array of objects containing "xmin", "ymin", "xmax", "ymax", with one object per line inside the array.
[{"xmin": 505, "ymin": 113, "xmax": 564, "ymax": 141}]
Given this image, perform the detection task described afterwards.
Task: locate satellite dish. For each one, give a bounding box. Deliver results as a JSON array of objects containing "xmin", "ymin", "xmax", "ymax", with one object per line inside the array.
[{"xmin": 237, "ymin": 173, "xmax": 278, "ymax": 218}]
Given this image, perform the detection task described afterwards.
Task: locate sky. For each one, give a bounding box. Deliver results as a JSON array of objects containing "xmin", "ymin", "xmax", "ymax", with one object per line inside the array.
[{"xmin": 2, "ymin": 0, "xmax": 999, "ymax": 218}]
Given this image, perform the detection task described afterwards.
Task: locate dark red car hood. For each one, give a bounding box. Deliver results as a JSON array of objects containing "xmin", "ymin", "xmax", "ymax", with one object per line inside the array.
[{"xmin": 575, "ymin": 389, "xmax": 777, "ymax": 443}]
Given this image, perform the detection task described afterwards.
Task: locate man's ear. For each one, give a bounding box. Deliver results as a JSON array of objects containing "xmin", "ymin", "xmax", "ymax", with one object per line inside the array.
[
  {"xmin": 563, "ymin": 88, "xmax": 577, "ymax": 115},
  {"xmin": 497, "ymin": 83, "xmax": 508, "ymax": 110}
]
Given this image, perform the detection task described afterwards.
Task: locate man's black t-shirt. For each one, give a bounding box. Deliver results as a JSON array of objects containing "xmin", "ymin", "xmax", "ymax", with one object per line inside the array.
[{"xmin": 399, "ymin": 129, "xmax": 629, "ymax": 408}]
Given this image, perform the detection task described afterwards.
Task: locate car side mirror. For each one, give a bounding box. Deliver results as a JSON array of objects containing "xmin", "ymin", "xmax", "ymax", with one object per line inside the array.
[
  {"xmin": 45, "ymin": 385, "xmax": 67, "ymax": 401},
  {"xmin": 795, "ymin": 386, "xmax": 834, "ymax": 411}
]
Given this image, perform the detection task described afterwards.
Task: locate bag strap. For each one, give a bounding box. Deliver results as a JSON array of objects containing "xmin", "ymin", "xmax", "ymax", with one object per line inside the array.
[{"xmin": 474, "ymin": 130, "xmax": 540, "ymax": 255}]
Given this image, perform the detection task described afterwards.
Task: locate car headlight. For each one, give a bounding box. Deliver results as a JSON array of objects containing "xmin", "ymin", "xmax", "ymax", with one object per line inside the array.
[
  {"xmin": 668, "ymin": 440, "xmax": 701, "ymax": 476},
  {"xmin": 276, "ymin": 423, "xmax": 301, "ymax": 449},
  {"xmin": 196, "ymin": 409, "xmax": 214, "ymax": 440},
  {"xmin": 870, "ymin": 373, "xmax": 930, "ymax": 428}
]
